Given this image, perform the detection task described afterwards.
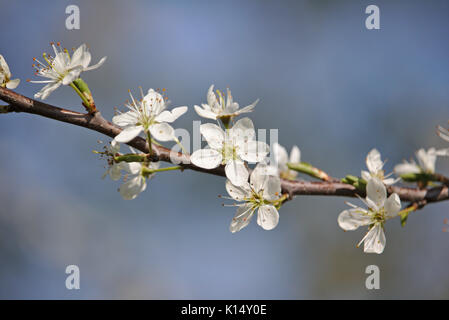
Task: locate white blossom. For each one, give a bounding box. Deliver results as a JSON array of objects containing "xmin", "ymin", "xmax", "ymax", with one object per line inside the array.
[
  {"xmin": 0, "ymin": 54, "xmax": 20, "ymax": 89},
  {"xmin": 119, "ymin": 147, "xmax": 160, "ymax": 200},
  {"xmin": 113, "ymin": 88, "xmax": 188, "ymax": 143},
  {"xmin": 30, "ymin": 42, "xmax": 106, "ymax": 99},
  {"xmin": 338, "ymin": 178, "xmax": 401, "ymax": 254},
  {"xmin": 437, "ymin": 125, "xmax": 449, "ymax": 143},
  {"xmin": 226, "ymin": 163, "xmax": 281, "ymax": 233},
  {"xmin": 194, "ymin": 85, "xmax": 258, "ymax": 121},
  {"xmin": 190, "ymin": 117, "xmax": 269, "ymax": 186},
  {"xmin": 361, "ymin": 148, "xmax": 397, "ymax": 185},
  {"xmin": 103, "ymin": 140, "xmax": 128, "ymax": 181},
  {"xmin": 272, "ymin": 142, "xmax": 300, "ymax": 180},
  {"xmin": 394, "ymin": 147, "xmax": 449, "ymax": 176}
]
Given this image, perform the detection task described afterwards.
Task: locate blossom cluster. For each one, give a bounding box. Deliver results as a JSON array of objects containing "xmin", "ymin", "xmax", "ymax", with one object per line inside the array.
[{"xmin": 1, "ymin": 42, "xmax": 448, "ymax": 255}]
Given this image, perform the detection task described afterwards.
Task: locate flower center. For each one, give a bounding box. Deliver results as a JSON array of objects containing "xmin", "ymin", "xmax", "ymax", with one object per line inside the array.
[
  {"xmin": 371, "ymin": 207, "xmax": 386, "ymax": 224},
  {"xmin": 32, "ymin": 43, "xmax": 73, "ymax": 82},
  {"xmin": 222, "ymin": 141, "xmax": 237, "ymax": 162},
  {"xmin": 373, "ymin": 170, "xmax": 385, "ymax": 180},
  {"xmin": 244, "ymin": 188, "xmax": 266, "ymax": 208}
]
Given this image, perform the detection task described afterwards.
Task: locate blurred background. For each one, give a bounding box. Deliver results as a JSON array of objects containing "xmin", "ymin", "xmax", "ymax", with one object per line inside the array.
[{"xmin": 0, "ymin": 0, "xmax": 448, "ymax": 299}]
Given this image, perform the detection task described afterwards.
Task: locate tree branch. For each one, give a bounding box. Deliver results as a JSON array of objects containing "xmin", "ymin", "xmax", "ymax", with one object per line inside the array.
[{"xmin": 1, "ymin": 87, "xmax": 448, "ymax": 206}]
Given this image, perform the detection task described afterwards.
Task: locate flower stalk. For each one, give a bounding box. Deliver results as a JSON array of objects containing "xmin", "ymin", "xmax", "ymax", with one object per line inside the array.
[
  {"xmin": 141, "ymin": 165, "xmax": 182, "ymax": 176},
  {"xmin": 273, "ymin": 193, "xmax": 289, "ymax": 209},
  {"xmin": 398, "ymin": 203, "xmax": 419, "ymax": 227},
  {"xmin": 287, "ymin": 162, "xmax": 330, "ymax": 181},
  {"xmin": 145, "ymin": 129, "xmax": 153, "ymax": 155}
]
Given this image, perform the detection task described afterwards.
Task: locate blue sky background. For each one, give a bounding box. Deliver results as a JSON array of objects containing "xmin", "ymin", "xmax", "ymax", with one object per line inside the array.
[{"xmin": 0, "ymin": 0, "xmax": 448, "ymax": 299}]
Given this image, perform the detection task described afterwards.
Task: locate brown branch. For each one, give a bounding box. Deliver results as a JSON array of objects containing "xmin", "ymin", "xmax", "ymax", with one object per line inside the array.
[{"xmin": 1, "ymin": 87, "xmax": 449, "ymax": 206}]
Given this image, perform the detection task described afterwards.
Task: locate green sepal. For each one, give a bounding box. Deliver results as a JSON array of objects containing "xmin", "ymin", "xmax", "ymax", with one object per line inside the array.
[
  {"xmin": 400, "ymin": 212, "xmax": 409, "ymax": 227},
  {"xmin": 341, "ymin": 175, "xmax": 367, "ymax": 191},
  {"xmin": 400, "ymin": 172, "xmax": 436, "ymax": 183},
  {"xmin": 71, "ymin": 78, "xmax": 96, "ymax": 112}
]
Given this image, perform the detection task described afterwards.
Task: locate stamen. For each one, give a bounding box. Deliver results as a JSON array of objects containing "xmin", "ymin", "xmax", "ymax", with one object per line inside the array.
[{"xmin": 222, "ymin": 203, "xmax": 239, "ymax": 207}]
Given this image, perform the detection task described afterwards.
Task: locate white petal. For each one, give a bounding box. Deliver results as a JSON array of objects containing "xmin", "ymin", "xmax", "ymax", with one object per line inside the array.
[
  {"xmin": 123, "ymin": 162, "xmax": 142, "ymax": 175},
  {"xmin": 6, "ymin": 78, "xmax": 20, "ymax": 89},
  {"xmin": 235, "ymin": 99, "xmax": 258, "ymax": 115},
  {"xmin": 382, "ymin": 177, "xmax": 398, "ymax": 186},
  {"xmin": 34, "ymin": 82, "xmax": 61, "ymax": 100},
  {"xmin": 149, "ymin": 123, "xmax": 175, "ymax": 141},
  {"xmin": 289, "ymin": 145, "xmax": 301, "ymax": 164},
  {"xmin": 366, "ymin": 178, "xmax": 386, "ymax": 210},
  {"xmin": 224, "ymin": 102, "xmax": 239, "ymax": 114},
  {"xmin": 225, "ymin": 160, "xmax": 249, "ymax": 187},
  {"xmin": 119, "ymin": 176, "xmax": 146, "ymax": 200},
  {"xmin": 79, "ymin": 47, "xmax": 92, "ymax": 68},
  {"xmin": 225, "ymin": 180, "xmax": 251, "ymax": 201},
  {"xmin": 112, "ymin": 111, "xmax": 138, "ymax": 127},
  {"xmin": 416, "ymin": 148, "xmax": 436, "ymax": 173},
  {"xmin": 433, "ymin": 148, "xmax": 449, "ymax": 156},
  {"xmin": 114, "ymin": 125, "xmax": 143, "ymax": 143},
  {"xmin": 200, "ymin": 123, "xmax": 225, "ymax": 149},
  {"xmin": 170, "ymin": 106, "xmax": 188, "ymax": 120},
  {"xmin": 109, "ymin": 163, "xmax": 123, "ymax": 181},
  {"xmin": 0, "ymin": 54, "xmax": 11, "ymax": 76},
  {"xmin": 273, "ymin": 142, "xmax": 289, "ymax": 168},
  {"xmin": 62, "ymin": 67, "xmax": 83, "ymax": 85},
  {"xmin": 154, "ymin": 106, "xmax": 188, "ymax": 123},
  {"xmin": 385, "ymin": 193, "xmax": 401, "ymax": 218},
  {"xmin": 257, "ymin": 205, "xmax": 279, "ymax": 230},
  {"xmin": 229, "ymin": 117, "xmax": 255, "ymax": 144},
  {"xmin": 225, "ymin": 88, "xmax": 234, "ymax": 108},
  {"xmin": 262, "ymin": 175, "xmax": 282, "ymax": 201},
  {"xmin": 69, "ymin": 44, "xmax": 86, "ymax": 67},
  {"xmin": 83, "ymin": 56, "xmax": 107, "ymax": 71},
  {"xmin": 52, "ymin": 52, "xmax": 70, "ymax": 72},
  {"xmin": 361, "ymin": 170, "xmax": 371, "ymax": 181},
  {"xmin": 149, "ymin": 161, "xmax": 160, "ymax": 170},
  {"xmin": 190, "ymin": 149, "xmax": 222, "ymax": 169},
  {"xmin": 394, "ymin": 161, "xmax": 420, "ymax": 175},
  {"xmin": 238, "ymin": 140, "xmax": 269, "ymax": 163},
  {"xmin": 144, "ymin": 89, "xmax": 165, "ymax": 115},
  {"xmin": 194, "ymin": 104, "xmax": 217, "ymax": 120},
  {"xmin": 229, "ymin": 203, "xmax": 254, "ymax": 233},
  {"xmin": 338, "ymin": 208, "xmax": 371, "ymax": 231},
  {"xmin": 207, "ymin": 84, "xmax": 218, "ymax": 110},
  {"xmin": 250, "ymin": 162, "xmax": 278, "ymax": 192},
  {"xmin": 361, "ymin": 224, "xmax": 386, "ymax": 254},
  {"xmin": 366, "ymin": 148, "xmax": 383, "ymax": 174},
  {"xmin": 154, "ymin": 110, "xmax": 174, "ymax": 123},
  {"xmin": 110, "ymin": 139, "xmax": 120, "ymax": 153}
]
